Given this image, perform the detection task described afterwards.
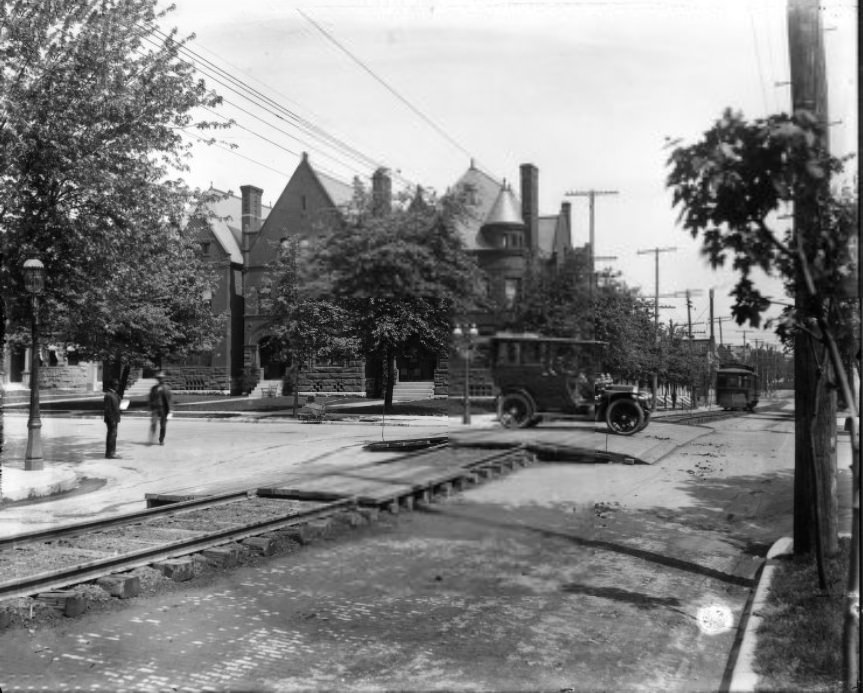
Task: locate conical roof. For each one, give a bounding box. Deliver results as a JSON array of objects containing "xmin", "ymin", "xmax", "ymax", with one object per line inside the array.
[{"xmin": 484, "ymin": 185, "xmax": 524, "ymax": 228}]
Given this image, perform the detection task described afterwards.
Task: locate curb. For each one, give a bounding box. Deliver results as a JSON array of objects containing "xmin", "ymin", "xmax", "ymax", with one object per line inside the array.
[{"xmin": 726, "ymin": 536, "xmax": 793, "ymax": 692}]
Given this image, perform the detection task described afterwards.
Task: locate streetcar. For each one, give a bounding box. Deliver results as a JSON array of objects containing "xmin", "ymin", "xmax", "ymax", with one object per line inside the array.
[
  {"xmin": 490, "ymin": 333, "xmax": 653, "ymax": 435},
  {"xmin": 715, "ymin": 363, "xmax": 759, "ymax": 411}
]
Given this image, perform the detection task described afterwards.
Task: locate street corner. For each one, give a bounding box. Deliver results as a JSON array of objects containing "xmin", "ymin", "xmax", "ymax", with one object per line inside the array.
[{"xmin": 0, "ymin": 463, "xmax": 79, "ymax": 503}]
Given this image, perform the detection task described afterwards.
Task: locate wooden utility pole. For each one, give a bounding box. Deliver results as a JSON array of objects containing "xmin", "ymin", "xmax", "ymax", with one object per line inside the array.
[
  {"xmin": 788, "ymin": 4, "xmax": 858, "ymax": 689},
  {"xmin": 566, "ymin": 189, "xmax": 619, "ymax": 299},
  {"xmin": 788, "ymin": 0, "xmax": 838, "ymax": 560},
  {"xmin": 637, "ymin": 247, "xmax": 678, "ymax": 404}
]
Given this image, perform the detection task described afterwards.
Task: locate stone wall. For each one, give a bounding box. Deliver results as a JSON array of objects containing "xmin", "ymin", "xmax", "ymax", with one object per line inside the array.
[
  {"xmin": 164, "ymin": 367, "xmax": 231, "ymax": 394},
  {"xmin": 287, "ymin": 361, "xmax": 365, "ymax": 395},
  {"xmin": 434, "ymin": 358, "xmax": 449, "ymax": 396},
  {"xmin": 447, "ymin": 363, "xmax": 495, "ymax": 398},
  {"xmin": 33, "ymin": 365, "xmax": 92, "ymax": 390}
]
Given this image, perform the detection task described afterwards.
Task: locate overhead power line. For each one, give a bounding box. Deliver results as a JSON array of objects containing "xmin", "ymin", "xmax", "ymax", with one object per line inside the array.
[
  {"xmin": 298, "ymin": 9, "xmax": 499, "ymax": 180},
  {"xmin": 137, "ymin": 24, "xmax": 415, "ymax": 189}
]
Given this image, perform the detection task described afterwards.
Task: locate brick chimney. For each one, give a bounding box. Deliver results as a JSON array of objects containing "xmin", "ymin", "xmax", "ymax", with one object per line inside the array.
[
  {"xmin": 520, "ymin": 163, "xmax": 539, "ymax": 251},
  {"xmin": 372, "ymin": 168, "xmax": 392, "ymax": 217},
  {"xmin": 561, "ymin": 201, "xmax": 572, "ymax": 246},
  {"xmin": 240, "ymin": 184, "xmax": 263, "ymax": 255}
]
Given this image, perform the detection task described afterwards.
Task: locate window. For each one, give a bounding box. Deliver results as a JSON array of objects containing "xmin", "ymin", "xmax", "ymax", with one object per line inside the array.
[
  {"xmin": 200, "ymin": 241, "xmax": 211, "ymax": 257},
  {"xmin": 504, "ymin": 278, "xmax": 521, "ymax": 307}
]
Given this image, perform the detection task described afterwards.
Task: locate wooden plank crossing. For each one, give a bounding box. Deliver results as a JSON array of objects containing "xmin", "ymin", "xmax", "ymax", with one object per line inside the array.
[{"xmin": 146, "ymin": 445, "xmax": 533, "ymax": 510}]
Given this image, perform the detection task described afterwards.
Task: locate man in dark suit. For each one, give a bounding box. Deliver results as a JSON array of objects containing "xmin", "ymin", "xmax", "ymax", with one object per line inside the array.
[
  {"xmin": 103, "ymin": 379, "xmax": 121, "ymax": 459},
  {"xmin": 148, "ymin": 371, "xmax": 173, "ymax": 446}
]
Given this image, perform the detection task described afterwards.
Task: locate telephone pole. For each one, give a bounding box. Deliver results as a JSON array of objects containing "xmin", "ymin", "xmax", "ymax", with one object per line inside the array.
[
  {"xmin": 788, "ymin": 0, "xmax": 839, "ymax": 558},
  {"xmin": 637, "ymin": 247, "xmax": 677, "ymax": 404},
  {"xmin": 787, "ymin": 2, "xmax": 856, "ymax": 687},
  {"xmin": 566, "ymin": 189, "xmax": 619, "ymax": 298}
]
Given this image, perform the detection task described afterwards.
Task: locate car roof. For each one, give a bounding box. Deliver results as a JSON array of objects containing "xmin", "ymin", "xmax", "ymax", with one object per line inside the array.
[{"xmin": 490, "ymin": 332, "xmax": 607, "ymax": 346}]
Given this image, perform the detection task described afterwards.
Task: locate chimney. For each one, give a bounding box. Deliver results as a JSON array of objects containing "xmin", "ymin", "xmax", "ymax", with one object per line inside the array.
[
  {"xmin": 372, "ymin": 168, "xmax": 392, "ymax": 217},
  {"xmin": 240, "ymin": 185, "xmax": 263, "ymax": 254},
  {"xmin": 520, "ymin": 163, "xmax": 539, "ymax": 251},
  {"xmin": 561, "ymin": 201, "xmax": 572, "ymax": 248}
]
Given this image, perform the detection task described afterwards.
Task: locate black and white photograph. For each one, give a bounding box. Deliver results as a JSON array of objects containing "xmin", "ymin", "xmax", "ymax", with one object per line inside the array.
[{"xmin": 0, "ymin": 0, "xmax": 858, "ymax": 691}]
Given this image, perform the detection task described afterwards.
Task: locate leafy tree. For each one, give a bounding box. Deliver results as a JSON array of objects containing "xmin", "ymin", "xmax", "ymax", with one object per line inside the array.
[
  {"xmin": 593, "ymin": 274, "xmax": 656, "ymax": 383},
  {"xmin": 0, "ymin": 0, "xmax": 226, "ymax": 392},
  {"xmin": 507, "ymin": 248, "xmax": 592, "ymax": 338},
  {"xmin": 666, "ymin": 108, "xmax": 857, "ymax": 562},
  {"xmin": 261, "ymin": 237, "xmax": 358, "ymax": 413},
  {"xmin": 319, "ymin": 186, "xmax": 480, "ymax": 410},
  {"xmin": 508, "ymin": 252, "xmax": 656, "ymax": 384}
]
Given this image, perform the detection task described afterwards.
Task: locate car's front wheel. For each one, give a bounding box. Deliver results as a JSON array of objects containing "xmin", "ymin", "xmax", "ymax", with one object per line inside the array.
[
  {"xmin": 605, "ymin": 398, "xmax": 645, "ymax": 436},
  {"xmin": 497, "ymin": 392, "xmax": 535, "ymax": 429}
]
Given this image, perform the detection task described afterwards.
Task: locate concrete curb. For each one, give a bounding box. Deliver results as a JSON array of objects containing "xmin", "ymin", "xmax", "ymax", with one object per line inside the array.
[
  {"xmin": 727, "ymin": 536, "xmax": 793, "ymax": 692},
  {"xmin": 0, "ymin": 464, "xmax": 79, "ymax": 503}
]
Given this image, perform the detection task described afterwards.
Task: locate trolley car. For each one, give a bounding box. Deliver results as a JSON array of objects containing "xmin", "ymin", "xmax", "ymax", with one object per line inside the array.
[
  {"xmin": 490, "ymin": 333, "xmax": 652, "ymax": 435},
  {"xmin": 715, "ymin": 363, "xmax": 759, "ymax": 411}
]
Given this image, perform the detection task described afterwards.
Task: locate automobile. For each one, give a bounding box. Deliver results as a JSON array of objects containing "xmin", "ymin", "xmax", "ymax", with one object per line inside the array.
[{"xmin": 489, "ymin": 332, "xmax": 652, "ymax": 435}]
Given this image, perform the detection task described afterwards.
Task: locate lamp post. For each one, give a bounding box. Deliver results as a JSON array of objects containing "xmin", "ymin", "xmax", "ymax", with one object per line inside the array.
[
  {"xmin": 452, "ymin": 323, "xmax": 479, "ymax": 425},
  {"xmin": 23, "ymin": 258, "xmax": 46, "ymax": 471}
]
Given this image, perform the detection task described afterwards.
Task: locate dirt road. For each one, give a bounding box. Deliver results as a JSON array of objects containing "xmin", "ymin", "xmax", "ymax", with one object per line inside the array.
[{"xmin": 2, "ymin": 406, "xmax": 833, "ymax": 692}]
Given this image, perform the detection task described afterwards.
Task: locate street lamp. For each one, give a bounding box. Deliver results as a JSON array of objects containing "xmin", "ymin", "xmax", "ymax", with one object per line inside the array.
[
  {"xmin": 23, "ymin": 258, "xmax": 45, "ymax": 471},
  {"xmin": 452, "ymin": 323, "xmax": 479, "ymax": 425}
]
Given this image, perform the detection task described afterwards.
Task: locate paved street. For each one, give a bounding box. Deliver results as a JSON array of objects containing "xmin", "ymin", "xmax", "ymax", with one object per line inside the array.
[
  {"xmin": 0, "ymin": 412, "xmax": 450, "ymax": 537},
  {"xmin": 1, "ymin": 397, "xmax": 852, "ymax": 691}
]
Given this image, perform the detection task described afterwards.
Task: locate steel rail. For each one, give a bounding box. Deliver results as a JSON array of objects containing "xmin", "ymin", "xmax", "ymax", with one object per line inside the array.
[
  {"xmin": 0, "ymin": 489, "xmax": 255, "ymax": 550},
  {"xmin": 0, "ymin": 497, "xmax": 355, "ymax": 602}
]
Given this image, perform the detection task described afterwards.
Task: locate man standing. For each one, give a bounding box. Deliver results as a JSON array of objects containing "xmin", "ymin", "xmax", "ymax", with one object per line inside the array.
[
  {"xmin": 148, "ymin": 371, "xmax": 173, "ymax": 446},
  {"xmin": 103, "ymin": 379, "xmax": 121, "ymax": 459}
]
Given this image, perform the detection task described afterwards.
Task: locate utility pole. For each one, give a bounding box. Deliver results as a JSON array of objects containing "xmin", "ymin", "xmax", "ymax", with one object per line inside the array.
[
  {"xmin": 566, "ymin": 189, "xmax": 619, "ymax": 299},
  {"xmin": 685, "ymin": 290, "xmax": 694, "ymax": 341},
  {"xmin": 637, "ymin": 247, "xmax": 677, "ymax": 405},
  {"xmin": 788, "ymin": 4, "xmax": 856, "ymax": 688},
  {"xmin": 788, "ymin": 0, "xmax": 839, "ymax": 560}
]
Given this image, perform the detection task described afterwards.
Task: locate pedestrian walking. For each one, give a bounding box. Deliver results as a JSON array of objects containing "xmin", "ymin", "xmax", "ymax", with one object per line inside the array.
[
  {"xmin": 148, "ymin": 371, "xmax": 173, "ymax": 446},
  {"xmin": 103, "ymin": 379, "xmax": 121, "ymax": 459}
]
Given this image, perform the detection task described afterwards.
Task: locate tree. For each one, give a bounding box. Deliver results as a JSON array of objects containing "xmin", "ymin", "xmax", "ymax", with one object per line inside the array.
[
  {"xmin": 319, "ymin": 186, "xmax": 479, "ymax": 410},
  {"xmin": 0, "ymin": 0, "xmax": 226, "ymax": 392},
  {"xmin": 506, "ymin": 248, "xmax": 592, "ymax": 338},
  {"xmin": 262, "ymin": 237, "xmax": 357, "ymax": 414},
  {"xmin": 666, "ymin": 108, "xmax": 857, "ymax": 563},
  {"xmin": 593, "ymin": 275, "xmax": 656, "ymax": 383},
  {"xmin": 508, "ymin": 251, "xmax": 656, "ymax": 384}
]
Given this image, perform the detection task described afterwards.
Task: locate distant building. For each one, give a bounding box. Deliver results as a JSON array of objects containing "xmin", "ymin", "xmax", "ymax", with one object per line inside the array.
[{"xmin": 450, "ymin": 161, "xmax": 575, "ymax": 332}]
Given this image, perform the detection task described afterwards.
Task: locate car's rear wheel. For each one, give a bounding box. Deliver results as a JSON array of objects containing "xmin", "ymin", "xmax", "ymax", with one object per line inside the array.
[
  {"xmin": 498, "ymin": 392, "xmax": 535, "ymax": 429},
  {"xmin": 605, "ymin": 398, "xmax": 644, "ymax": 436}
]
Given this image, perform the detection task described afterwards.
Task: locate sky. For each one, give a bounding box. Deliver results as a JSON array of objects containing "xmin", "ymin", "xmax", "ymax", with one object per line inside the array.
[{"xmin": 159, "ymin": 0, "xmax": 858, "ymax": 349}]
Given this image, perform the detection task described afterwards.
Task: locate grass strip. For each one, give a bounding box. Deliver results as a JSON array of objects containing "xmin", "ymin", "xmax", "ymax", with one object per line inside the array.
[{"xmin": 754, "ymin": 536, "xmax": 849, "ymax": 692}]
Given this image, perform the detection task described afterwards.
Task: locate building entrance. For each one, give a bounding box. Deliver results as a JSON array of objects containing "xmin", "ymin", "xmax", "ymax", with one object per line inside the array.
[{"xmin": 396, "ymin": 348, "xmax": 436, "ymax": 382}]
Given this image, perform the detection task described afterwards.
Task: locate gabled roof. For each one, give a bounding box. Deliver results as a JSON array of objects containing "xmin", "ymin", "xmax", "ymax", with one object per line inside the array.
[
  {"xmin": 315, "ymin": 169, "xmax": 354, "ymax": 208},
  {"xmin": 451, "ymin": 163, "xmax": 569, "ymax": 257},
  {"xmin": 201, "ymin": 189, "xmax": 271, "ymax": 264},
  {"xmin": 537, "ymin": 213, "xmax": 571, "ymax": 259},
  {"xmin": 451, "ymin": 165, "xmax": 507, "ymax": 251}
]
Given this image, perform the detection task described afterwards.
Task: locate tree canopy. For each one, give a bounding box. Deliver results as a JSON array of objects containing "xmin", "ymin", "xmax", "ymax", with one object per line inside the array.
[
  {"xmin": 666, "ymin": 108, "xmax": 855, "ymax": 331},
  {"xmin": 0, "ymin": 0, "xmax": 225, "ymax": 369},
  {"xmin": 317, "ymin": 185, "xmax": 480, "ymax": 407}
]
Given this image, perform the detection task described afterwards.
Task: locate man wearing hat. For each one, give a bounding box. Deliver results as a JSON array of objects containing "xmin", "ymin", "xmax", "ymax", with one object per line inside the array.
[
  {"xmin": 103, "ymin": 378, "xmax": 122, "ymax": 458},
  {"xmin": 148, "ymin": 371, "xmax": 173, "ymax": 446}
]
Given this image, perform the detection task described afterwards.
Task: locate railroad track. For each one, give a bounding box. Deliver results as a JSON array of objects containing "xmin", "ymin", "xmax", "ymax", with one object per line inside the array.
[
  {"xmin": 652, "ymin": 402, "xmax": 791, "ymax": 426},
  {"xmin": 0, "ymin": 446, "xmax": 531, "ymax": 618}
]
